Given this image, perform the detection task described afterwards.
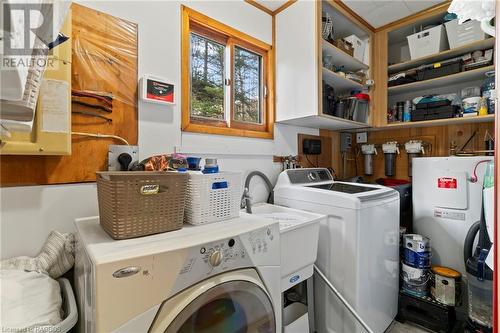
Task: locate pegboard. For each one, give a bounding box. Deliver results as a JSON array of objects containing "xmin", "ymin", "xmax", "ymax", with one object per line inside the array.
[{"xmin": 1, "ymin": 4, "xmax": 138, "ymax": 186}]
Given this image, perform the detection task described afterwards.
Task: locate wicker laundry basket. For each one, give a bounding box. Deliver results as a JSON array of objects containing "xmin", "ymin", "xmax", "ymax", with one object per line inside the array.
[{"xmin": 96, "ymin": 171, "xmax": 188, "ymax": 239}]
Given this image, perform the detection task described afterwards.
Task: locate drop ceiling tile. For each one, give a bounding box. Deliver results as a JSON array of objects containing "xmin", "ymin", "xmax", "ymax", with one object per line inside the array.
[
  {"xmin": 341, "ymin": 0, "xmax": 377, "ymax": 15},
  {"xmin": 341, "ymin": 0, "xmax": 446, "ymax": 28},
  {"xmin": 364, "ymin": 1, "xmax": 412, "ymax": 27},
  {"xmin": 405, "ymin": 0, "xmax": 443, "ymax": 13},
  {"xmin": 253, "ymin": 0, "xmax": 288, "ymax": 12}
]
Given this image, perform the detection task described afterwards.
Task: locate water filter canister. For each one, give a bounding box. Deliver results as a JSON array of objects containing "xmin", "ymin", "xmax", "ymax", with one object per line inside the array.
[
  {"xmin": 405, "ymin": 140, "xmax": 425, "ymax": 177},
  {"xmin": 382, "ymin": 142, "xmax": 399, "ymax": 177},
  {"xmin": 361, "ymin": 144, "xmax": 377, "ymax": 175}
]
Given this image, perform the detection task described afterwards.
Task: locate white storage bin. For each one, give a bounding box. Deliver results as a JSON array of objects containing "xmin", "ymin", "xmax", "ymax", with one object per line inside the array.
[
  {"xmin": 407, "ymin": 25, "xmax": 448, "ymax": 60},
  {"xmin": 184, "ymin": 171, "xmax": 241, "ymax": 225},
  {"xmin": 344, "ymin": 34, "xmax": 366, "ymax": 62},
  {"xmin": 445, "ymin": 19, "xmax": 486, "ymax": 49}
]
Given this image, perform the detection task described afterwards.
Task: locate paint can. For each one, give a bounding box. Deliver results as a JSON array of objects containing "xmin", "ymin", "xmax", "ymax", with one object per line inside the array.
[
  {"xmin": 430, "ymin": 266, "xmax": 462, "ymax": 306},
  {"xmin": 404, "ymin": 234, "xmax": 431, "ymax": 268},
  {"xmin": 402, "ymin": 261, "xmax": 429, "ymax": 297}
]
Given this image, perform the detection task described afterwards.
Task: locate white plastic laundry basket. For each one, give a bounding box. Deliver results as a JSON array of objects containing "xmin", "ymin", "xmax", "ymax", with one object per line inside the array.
[
  {"xmin": 54, "ymin": 278, "xmax": 78, "ymax": 333},
  {"xmin": 184, "ymin": 171, "xmax": 241, "ymax": 225}
]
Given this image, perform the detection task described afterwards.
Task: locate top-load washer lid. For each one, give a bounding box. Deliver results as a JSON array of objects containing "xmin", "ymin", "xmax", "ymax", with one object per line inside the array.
[
  {"xmin": 309, "ymin": 182, "xmax": 378, "ymax": 194},
  {"xmin": 274, "ymin": 168, "xmax": 400, "ymax": 209}
]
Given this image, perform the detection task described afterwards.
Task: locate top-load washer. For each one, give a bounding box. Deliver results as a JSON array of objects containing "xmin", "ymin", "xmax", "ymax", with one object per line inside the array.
[
  {"xmin": 274, "ymin": 168, "xmax": 400, "ymax": 333},
  {"xmin": 74, "ymin": 214, "xmax": 281, "ymax": 333}
]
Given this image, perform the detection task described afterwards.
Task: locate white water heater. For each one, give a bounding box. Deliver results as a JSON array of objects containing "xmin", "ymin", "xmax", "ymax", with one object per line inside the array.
[{"xmin": 412, "ymin": 156, "xmax": 493, "ymax": 276}]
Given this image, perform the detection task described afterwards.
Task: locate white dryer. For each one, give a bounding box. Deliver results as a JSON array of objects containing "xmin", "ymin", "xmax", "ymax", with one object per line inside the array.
[
  {"xmin": 274, "ymin": 168, "xmax": 400, "ymax": 333},
  {"xmin": 74, "ymin": 215, "xmax": 281, "ymax": 333}
]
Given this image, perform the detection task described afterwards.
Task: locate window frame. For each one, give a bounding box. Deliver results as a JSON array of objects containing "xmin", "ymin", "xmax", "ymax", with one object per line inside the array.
[{"xmin": 181, "ymin": 6, "xmax": 274, "ymax": 139}]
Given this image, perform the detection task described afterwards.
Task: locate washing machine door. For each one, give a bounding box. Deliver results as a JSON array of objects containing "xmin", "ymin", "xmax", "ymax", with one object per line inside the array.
[{"xmin": 149, "ymin": 268, "xmax": 276, "ymax": 333}]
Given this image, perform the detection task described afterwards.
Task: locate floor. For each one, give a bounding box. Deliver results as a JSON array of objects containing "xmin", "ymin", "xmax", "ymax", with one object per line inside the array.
[{"xmin": 387, "ymin": 321, "xmax": 434, "ymax": 333}]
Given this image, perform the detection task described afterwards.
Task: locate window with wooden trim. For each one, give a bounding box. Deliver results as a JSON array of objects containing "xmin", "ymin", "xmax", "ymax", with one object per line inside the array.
[{"xmin": 181, "ymin": 6, "xmax": 274, "ymax": 139}]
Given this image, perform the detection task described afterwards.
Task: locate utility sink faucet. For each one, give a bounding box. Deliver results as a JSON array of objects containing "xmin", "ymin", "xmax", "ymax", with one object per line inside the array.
[{"xmin": 242, "ymin": 187, "xmax": 252, "ymax": 214}]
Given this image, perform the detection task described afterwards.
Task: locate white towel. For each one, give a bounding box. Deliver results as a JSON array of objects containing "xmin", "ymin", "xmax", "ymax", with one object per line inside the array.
[
  {"xmin": 0, "ymin": 269, "xmax": 62, "ymax": 332},
  {"xmin": 1, "ymin": 231, "xmax": 75, "ymax": 279}
]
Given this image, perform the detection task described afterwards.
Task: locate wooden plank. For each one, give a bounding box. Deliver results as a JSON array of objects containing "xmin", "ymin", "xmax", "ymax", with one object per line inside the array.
[
  {"xmin": 0, "ymin": 3, "xmax": 138, "ymax": 186},
  {"xmin": 372, "ymin": 30, "xmax": 388, "ymax": 127}
]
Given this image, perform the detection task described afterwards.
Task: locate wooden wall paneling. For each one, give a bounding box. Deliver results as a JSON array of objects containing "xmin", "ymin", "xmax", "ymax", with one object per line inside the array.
[
  {"xmin": 297, "ymin": 133, "xmax": 332, "ymax": 169},
  {"xmin": 337, "ymin": 123, "xmax": 494, "ymax": 182},
  {"xmin": 0, "ymin": 4, "xmax": 138, "ymax": 186},
  {"xmin": 319, "ymin": 129, "xmax": 341, "ymax": 175}
]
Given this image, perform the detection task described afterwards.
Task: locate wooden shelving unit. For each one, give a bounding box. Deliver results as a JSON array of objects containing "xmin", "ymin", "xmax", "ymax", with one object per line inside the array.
[
  {"xmin": 275, "ymin": 0, "xmax": 373, "ymax": 130},
  {"xmin": 381, "ymin": 114, "xmax": 494, "ymax": 129},
  {"xmin": 322, "ymin": 67, "xmax": 364, "ymax": 92},
  {"xmin": 388, "ymin": 38, "xmax": 495, "ymax": 74},
  {"xmin": 318, "ymin": 0, "xmax": 373, "ymax": 128},
  {"xmin": 321, "ymin": 39, "xmax": 369, "ymax": 72},
  {"xmin": 388, "ymin": 65, "xmax": 494, "ymax": 95},
  {"xmin": 369, "ymin": 2, "xmax": 497, "ymax": 130}
]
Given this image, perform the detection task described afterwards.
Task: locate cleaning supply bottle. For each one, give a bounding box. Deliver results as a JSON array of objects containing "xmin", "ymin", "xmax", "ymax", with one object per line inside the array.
[
  {"xmin": 202, "ymin": 158, "xmax": 219, "ymax": 174},
  {"xmin": 403, "ymin": 100, "xmax": 412, "ymax": 122},
  {"xmin": 478, "ymin": 97, "xmax": 488, "ymax": 116}
]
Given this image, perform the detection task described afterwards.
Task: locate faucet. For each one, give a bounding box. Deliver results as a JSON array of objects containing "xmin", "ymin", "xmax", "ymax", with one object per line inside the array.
[
  {"xmin": 240, "ymin": 171, "xmax": 274, "ymax": 209},
  {"xmin": 242, "ymin": 187, "xmax": 253, "ymax": 214}
]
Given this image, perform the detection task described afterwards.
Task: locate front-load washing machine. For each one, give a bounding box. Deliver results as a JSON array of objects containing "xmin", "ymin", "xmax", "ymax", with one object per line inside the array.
[
  {"xmin": 74, "ymin": 214, "xmax": 281, "ymax": 333},
  {"xmin": 274, "ymin": 168, "xmax": 400, "ymax": 333}
]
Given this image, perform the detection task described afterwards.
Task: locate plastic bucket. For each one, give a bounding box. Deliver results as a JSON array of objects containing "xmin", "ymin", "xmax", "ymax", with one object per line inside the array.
[
  {"xmin": 430, "ymin": 266, "xmax": 462, "ymax": 306},
  {"xmin": 404, "ymin": 234, "xmax": 431, "ymax": 268},
  {"xmin": 402, "ymin": 261, "xmax": 429, "ymax": 297}
]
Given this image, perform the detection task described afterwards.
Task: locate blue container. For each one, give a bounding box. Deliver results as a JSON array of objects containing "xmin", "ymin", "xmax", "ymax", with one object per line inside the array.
[
  {"xmin": 402, "ymin": 262, "xmax": 430, "ymax": 297},
  {"xmin": 404, "ymin": 234, "xmax": 431, "ymax": 268},
  {"xmin": 186, "ymin": 157, "xmax": 201, "ymax": 170},
  {"xmin": 202, "ymin": 165, "xmax": 219, "ymax": 174},
  {"xmin": 404, "ymin": 248, "xmax": 432, "ymax": 268}
]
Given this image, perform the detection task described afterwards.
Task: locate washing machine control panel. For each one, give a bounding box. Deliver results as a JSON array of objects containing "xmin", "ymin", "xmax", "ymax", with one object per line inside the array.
[
  {"xmin": 199, "ymin": 237, "xmax": 249, "ymax": 269},
  {"xmin": 171, "ymin": 224, "xmax": 279, "ymax": 295}
]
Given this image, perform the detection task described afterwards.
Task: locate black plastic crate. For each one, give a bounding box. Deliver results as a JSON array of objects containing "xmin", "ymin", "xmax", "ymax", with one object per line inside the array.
[
  {"xmin": 417, "ymin": 60, "xmax": 463, "ymax": 81},
  {"xmin": 397, "ymin": 291, "xmax": 457, "ymax": 333},
  {"xmin": 412, "ymin": 105, "xmax": 459, "ymax": 122},
  {"xmin": 415, "ymin": 99, "xmax": 451, "ymax": 110},
  {"xmin": 388, "ymin": 69, "xmax": 418, "ymax": 87}
]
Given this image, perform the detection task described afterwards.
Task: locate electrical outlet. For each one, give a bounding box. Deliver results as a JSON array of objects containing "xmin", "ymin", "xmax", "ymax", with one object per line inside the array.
[
  {"xmin": 108, "ymin": 145, "xmax": 139, "ymax": 171},
  {"xmin": 356, "ymin": 132, "xmax": 368, "ymax": 144}
]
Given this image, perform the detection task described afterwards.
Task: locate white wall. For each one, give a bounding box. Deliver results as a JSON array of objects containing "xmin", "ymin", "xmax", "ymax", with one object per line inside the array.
[{"xmin": 0, "ymin": 1, "xmax": 318, "ymax": 259}]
